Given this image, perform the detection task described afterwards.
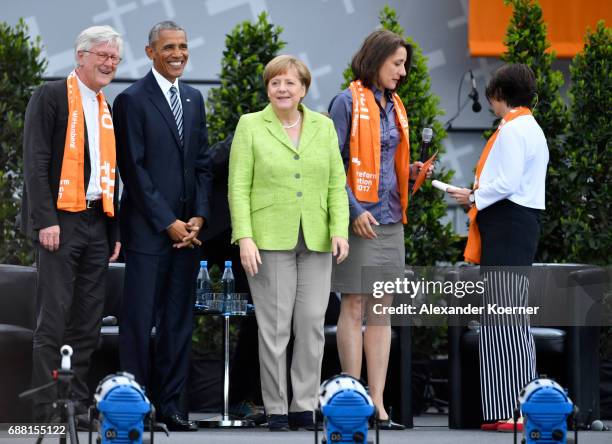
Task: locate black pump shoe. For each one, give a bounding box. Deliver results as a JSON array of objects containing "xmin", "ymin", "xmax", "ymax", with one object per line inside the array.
[
  {"xmin": 289, "ymin": 411, "xmax": 315, "ymax": 430},
  {"xmin": 377, "ymin": 418, "xmax": 406, "ymax": 430},
  {"xmin": 267, "ymin": 414, "xmax": 289, "ymax": 431}
]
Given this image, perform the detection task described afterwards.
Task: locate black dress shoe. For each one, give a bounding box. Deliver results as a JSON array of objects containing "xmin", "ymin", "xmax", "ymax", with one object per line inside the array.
[
  {"xmin": 377, "ymin": 418, "xmax": 406, "ymax": 430},
  {"xmin": 289, "ymin": 411, "xmax": 315, "ymax": 430},
  {"xmin": 159, "ymin": 414, "xmax": 198, "ymax": 431},
  {"xmin": 267, "ymin": 414, "xmax": 289, "ymax": 431}
]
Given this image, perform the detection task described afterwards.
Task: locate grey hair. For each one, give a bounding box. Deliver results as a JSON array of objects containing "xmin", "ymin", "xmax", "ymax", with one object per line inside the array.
[
  {"xmin": 148, "ymin": 21, "xmax": 186, "ymax": 46},
  {"xmin": 74, "ymin": 25, "xmax": 123, "ymax": 63}
]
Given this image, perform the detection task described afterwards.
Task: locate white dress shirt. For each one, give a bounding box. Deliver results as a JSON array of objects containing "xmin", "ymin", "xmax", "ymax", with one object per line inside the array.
[
  {"xmin": 475, "ymin": 114, "xmax": 549, "ymax": 211},
  {"xmin": 76, "ymin": 75, "xmax": 102, "ymax": 200},
  {"xmin": 151, "ymin": 67, "xmax": 182, "ymax": 109}
]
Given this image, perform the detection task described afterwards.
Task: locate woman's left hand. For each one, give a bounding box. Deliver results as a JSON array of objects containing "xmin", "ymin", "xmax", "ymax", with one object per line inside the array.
[
  {"xmin": 410, "ymin": 161, "xmax": 435, "ymax": 180},
  {"xmin": 331, "ymin": 236, "xmax": 349, "ymax": 264},
  {"xmin": 447, "ymin": 187, "xmax": 472, "ymax": 208}
]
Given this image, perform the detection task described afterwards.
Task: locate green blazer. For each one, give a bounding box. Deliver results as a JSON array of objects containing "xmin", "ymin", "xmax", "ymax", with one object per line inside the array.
[{"xmin": 228, "ymin": 103, "xmax": 349, "ymax": 252}]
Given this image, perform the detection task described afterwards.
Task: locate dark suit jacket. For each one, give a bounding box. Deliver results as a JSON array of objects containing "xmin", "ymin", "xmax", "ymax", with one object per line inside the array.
[
  {"xmin": 200, "ymin": 133, "xmax": 233, "ymax": 242},
  {"xmin": 113, "ymin": 70, "xmax": 212, "ymax": 255},
  {"xmin": 21, "ymin": 79, "xmax": 119, "ymax": 247}
]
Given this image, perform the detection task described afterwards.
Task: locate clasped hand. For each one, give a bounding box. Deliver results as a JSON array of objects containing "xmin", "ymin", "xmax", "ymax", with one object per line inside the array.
[{"xmin": 167, "ymin": 217, "xmax": 204, "ymax": 248}]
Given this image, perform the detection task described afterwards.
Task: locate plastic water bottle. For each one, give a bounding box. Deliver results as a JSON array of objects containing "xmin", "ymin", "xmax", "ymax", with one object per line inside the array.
[
  {"xmin": 196, "ymin": 260, "xmax": 211, "ymax": 307},
  {"xmin": 221, "ymin": 260, "xmax": 235, "ymax": 310}
]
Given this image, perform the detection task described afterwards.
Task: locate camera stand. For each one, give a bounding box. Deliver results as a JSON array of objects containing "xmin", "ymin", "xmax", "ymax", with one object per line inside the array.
[{"xmin": 20, "ymin": 368, "xmax": 80, "ymax": 444}]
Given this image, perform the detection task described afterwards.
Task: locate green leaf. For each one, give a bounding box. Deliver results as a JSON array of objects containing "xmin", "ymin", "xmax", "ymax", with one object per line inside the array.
[
  {"xmin": 206, "ymin": 12, "xmax": 285, "ymax": 144},
  {"xmin": 0, "ymin": 18, "xmax": 45, "ymax": 265}
]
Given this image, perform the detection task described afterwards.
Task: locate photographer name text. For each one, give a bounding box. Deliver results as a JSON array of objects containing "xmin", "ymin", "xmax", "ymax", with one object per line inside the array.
[{"xmin": 372, "ymin": 303, "xmax": 540, "ymax": 316}]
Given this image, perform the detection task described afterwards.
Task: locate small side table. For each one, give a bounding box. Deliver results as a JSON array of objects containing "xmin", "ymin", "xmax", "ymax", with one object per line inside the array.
[{"xmin": 195, "ymin": 307, "xmax": 255, "ymax": 428}]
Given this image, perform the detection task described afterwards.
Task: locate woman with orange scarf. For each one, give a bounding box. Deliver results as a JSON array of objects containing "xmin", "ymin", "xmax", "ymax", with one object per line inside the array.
[
  {"xmin": 448, "ymin": 64, "xmax": 549, "ymax": 432},
  {"xmin": 329, "ymin": 30, "xmax": 432, "ymax": 430}
]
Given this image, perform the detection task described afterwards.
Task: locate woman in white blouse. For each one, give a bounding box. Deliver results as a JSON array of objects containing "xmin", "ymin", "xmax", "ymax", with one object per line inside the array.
[{"xmin": 449, "ymin": 63, "xmax": 548, "ymax": 432}]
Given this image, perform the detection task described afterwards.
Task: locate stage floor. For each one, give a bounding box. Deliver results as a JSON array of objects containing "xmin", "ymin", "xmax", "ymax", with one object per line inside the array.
[{"xmin": 2, "ymin": 414, "xmax": 610, "ymax": 443}]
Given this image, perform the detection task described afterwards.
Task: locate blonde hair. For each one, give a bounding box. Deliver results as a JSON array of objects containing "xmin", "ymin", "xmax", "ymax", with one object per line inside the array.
[{"xmin": 263, "ymin": 55, "xmax": 311, "ymax": 93}]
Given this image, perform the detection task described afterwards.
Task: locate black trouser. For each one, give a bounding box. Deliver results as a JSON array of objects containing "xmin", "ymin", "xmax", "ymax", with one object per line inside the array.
[
  {"xmin": 477, "ymin": 199, "xmax": 541, "ymax": 267},
  {"xmin": 119, "ymin": 246, "xmax": 199, "ymax": 418},
  {"xmin": 31, "ymin": 207, "xmax": 109, "ymax": 417}
]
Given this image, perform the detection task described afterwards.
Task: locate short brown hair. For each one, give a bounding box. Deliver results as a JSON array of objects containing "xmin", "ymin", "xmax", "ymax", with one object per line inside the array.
[
  {"xmin": 351, "ymin": 30, "xmax": 412, "ymax": 90},
  {"xmin": 485, "ymin": 63, "xmax": 537, "ymax": 108},
  {"xmin": 263, "ymin": 55, "xmax": 312, "ymax": 93}
]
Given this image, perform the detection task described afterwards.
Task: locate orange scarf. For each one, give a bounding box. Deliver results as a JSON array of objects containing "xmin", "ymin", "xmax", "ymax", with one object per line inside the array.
[
  {"xmin": 464, "ymin": 107, "xmax": 532, "ymax": 263},
  {"xmin": 57, "ymin": 71, "xmax": 116, "ymax": 217},
  {"xmin": 348, "ymin": 80, "xmax": 411, "ymax": 224}
]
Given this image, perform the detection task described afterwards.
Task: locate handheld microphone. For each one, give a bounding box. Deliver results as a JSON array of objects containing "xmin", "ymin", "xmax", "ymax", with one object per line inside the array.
[
  {"xmin": 420, "ymin": 127, "xmax": 433, "ymax": 161},
  {"xmin": 468, "ymin": 70, "xmax": 482, "ymax": 113}
]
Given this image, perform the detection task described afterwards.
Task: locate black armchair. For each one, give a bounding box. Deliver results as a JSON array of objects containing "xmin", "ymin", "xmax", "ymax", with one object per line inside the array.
[
  {"xmin": 0, "ymin": 263, "xmax": 127, "ymax": 422},
  {"xmin": 0, "ymin": 264, "xmax": 37, "ymax": 422},
  {"xmin": 447, "ymin": 264, "xmax": 606, "ymax": 429}
]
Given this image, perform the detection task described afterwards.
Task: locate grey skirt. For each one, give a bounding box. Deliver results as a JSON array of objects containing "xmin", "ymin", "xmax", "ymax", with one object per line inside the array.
[{"xmin": 331, "ymin": 222, "xmax": 405, "ymax": 294}]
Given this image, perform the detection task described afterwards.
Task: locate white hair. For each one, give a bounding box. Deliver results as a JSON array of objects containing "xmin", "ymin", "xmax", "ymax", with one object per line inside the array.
[{"xmin": 74, "ymin": 25, "xmax": 123, "ymax": 63}]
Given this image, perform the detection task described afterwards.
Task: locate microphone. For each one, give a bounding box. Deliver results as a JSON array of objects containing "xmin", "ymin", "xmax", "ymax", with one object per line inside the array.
[
  {"xmin": 468, "ymin": 70, "xmax": 482, "ymax": 113},
  {"xmin": 420, "ymin": 127, "xmax": 433, "ymax": 161}
]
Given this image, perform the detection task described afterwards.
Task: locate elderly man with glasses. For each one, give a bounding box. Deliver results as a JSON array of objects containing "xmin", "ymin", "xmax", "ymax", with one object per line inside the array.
[{"xmin": 21, "ymin": 25, "xmax": 122, "ymax": 422}]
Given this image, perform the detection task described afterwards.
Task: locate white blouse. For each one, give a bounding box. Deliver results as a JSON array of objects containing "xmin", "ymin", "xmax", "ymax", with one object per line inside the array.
[{"xmin": 475, "ymin": 114, "xmax": 549, "ymax": 211}]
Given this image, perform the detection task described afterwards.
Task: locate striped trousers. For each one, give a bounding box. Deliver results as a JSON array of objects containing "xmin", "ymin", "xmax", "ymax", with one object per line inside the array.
[
  {"xmin": 476, "ymin": 199, "xmax": 541, "ymax": 421},
  {"xmin": 479, "ymin": 271, "xmax": 537, "ymax": 420}
]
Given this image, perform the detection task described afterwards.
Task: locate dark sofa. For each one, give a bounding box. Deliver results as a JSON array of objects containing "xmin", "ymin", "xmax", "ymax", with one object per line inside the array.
[
  {"xmin": 0, "ymin": 263, "xmax": 126, "ymax": 422},
  {"xmin": 446, "ymin": 264, "xmax": 607, "ymax": 428},
  {"xmin": 0, "ymin": 262, "xmax": 414, "ymax": 427}
]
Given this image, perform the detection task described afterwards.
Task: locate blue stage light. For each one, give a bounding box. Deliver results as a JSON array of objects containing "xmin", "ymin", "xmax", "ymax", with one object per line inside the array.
[
  {"xmin": 93, "ymin": 372, "xmax": 152, "ymax": 444},
  {"xmin": 316, "ymin": 374, "xmax": 377, "ymax": 443},
  {"xmin": 518, "ymin": 378, "xmax": 574, "ymax": 444}
]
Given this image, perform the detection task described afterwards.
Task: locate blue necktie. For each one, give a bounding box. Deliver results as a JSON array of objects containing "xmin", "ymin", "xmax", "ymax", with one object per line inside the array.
[{"xmin": 169, "ymin": 85, "xmax": 183, "ymax": 144}]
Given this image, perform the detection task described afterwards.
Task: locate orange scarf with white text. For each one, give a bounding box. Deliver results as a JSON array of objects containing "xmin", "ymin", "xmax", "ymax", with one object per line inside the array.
[
  {"xmin": 464, "ymin": 107, "xmax": 532, "ymax": 263},
  {"xmin": 57, "ymin": 71, "xmax": 116, "ymax": 216},
  {"xmin": 348, "ymin": 80, "xmax": 411, "ymax": 224}
]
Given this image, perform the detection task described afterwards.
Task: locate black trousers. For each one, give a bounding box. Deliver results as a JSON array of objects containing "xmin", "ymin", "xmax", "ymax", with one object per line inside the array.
[
  {"xmin": 119, "ymin": 246, "xmax": 199, "ymax": 418},
  {"xmin": 31, "ymin": 207, "xmax": 109, "ymax": 415},
  {"xmin": 477, "ymin": 199, "xmax": 540, "ymax": 267}
]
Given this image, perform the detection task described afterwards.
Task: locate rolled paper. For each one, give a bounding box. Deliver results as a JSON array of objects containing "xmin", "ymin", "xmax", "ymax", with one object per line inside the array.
[{"xmin": 432, "ymin": 179, "xmax": 459, "ymax": 193}]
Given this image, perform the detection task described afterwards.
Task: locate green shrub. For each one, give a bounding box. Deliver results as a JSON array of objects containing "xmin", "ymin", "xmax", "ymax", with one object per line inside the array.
[
  {"xmin": 562, "ymin": 21, "xmax": 611, "ymax": 265},
  {"xmin": 498, "ymin": 0, "xmax": 569, "ymax": 262},
  {"xmin": 206, "ymin": 12, "xmax": 285, "ymax": 144},
  {"xmin": 0, "ymin": 18, "xmax": 46, "ymax": 265}
]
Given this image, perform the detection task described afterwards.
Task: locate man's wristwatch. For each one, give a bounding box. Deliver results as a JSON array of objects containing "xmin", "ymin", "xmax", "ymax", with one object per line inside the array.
[{"xmin": 468, "ymin": 191, "xmax": 475, "ymax": 206}]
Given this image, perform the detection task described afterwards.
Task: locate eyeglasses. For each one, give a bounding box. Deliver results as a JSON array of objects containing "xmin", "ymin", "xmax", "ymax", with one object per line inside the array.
[{"xmin": 82, "ymin": 50, "xmax": 122, "ymax": 65}]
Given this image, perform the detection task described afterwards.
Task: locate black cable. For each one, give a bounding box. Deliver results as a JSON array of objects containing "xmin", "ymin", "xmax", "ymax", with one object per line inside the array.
[{"xmin": 444, "ymin": 69, "xmax": 470, "ymax": 131}]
